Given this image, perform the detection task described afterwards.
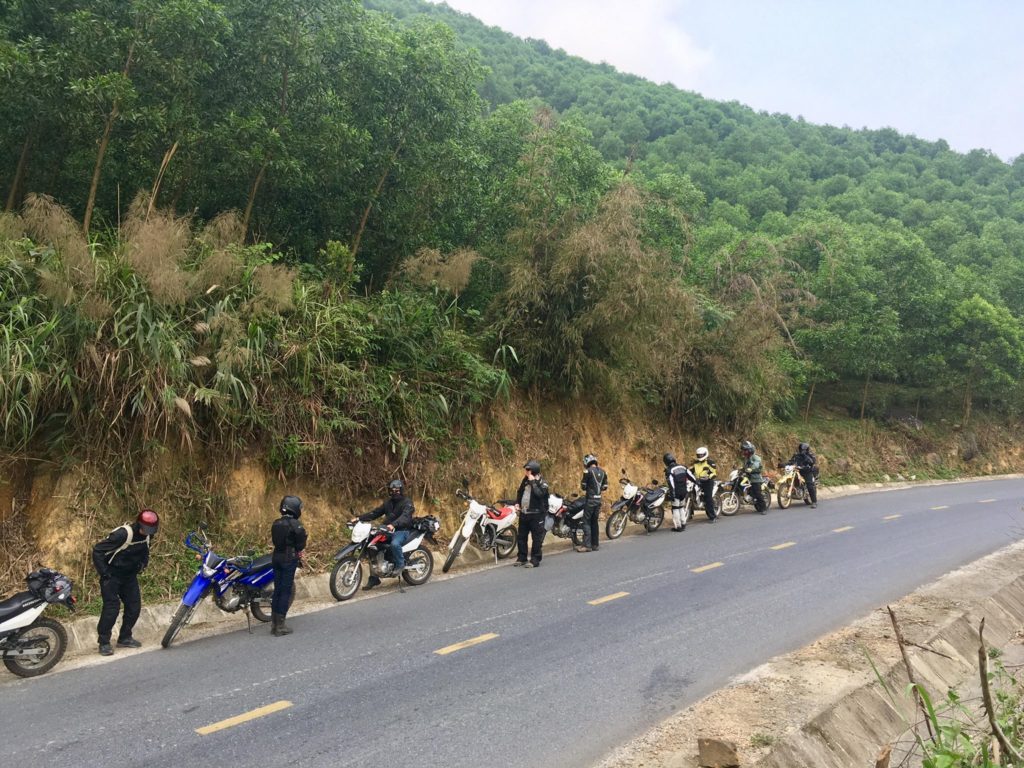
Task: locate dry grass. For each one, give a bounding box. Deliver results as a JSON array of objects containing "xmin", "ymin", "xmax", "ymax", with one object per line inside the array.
[
  {"xmin": 198, "ymin": 210, "xmax": 245, "ymax": 250},
  {"xmin": 402, "ymin": 247, "xmax": 480, "ymax": 294},
  {"xmin": 21, "ymin": 193, "xmax": 97, "ymax": 292},
  {"xmin": 250, "ymin": 264, "xmax": 296, "ymax": 314},
  {"xmin": 121, "ymin": 196, "xmax": 195, "ymax": 306}
]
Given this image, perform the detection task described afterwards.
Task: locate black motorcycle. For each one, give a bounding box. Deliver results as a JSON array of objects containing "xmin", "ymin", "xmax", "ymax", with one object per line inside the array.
[
  {"xmin": 605, "ymin": 474, "xmax": 667, "ymax": 539},
  {"xmin": 546, "ymin": 492, "xmax": 588, "ymax": 545},
  {"xmin": 0, "ymin": 568, "xmax": 76, "ymax": 678}
]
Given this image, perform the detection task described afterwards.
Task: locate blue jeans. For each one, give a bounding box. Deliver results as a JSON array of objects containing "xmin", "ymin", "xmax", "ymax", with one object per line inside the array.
[{"xmin": 390, "ymin": 529, "xmax": 412, "ymax": 569}]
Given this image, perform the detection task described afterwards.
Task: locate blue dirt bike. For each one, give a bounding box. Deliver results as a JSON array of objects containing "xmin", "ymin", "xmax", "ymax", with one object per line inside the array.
[{"xmin": 161, "ymin": 527, "xmax": 275, "ymax": 648}]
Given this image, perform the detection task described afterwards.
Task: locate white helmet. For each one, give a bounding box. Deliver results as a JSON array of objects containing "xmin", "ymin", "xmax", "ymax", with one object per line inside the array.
[{"xmin": 695, "ymin": 446, "xmax": 709, "ymax": 461}]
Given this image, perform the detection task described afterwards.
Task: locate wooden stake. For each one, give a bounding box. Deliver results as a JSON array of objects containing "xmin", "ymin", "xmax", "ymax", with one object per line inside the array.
[
  {"xmin": 887, "ymin": 605, "xmax": 935, "ymax": 740},
  {"xmin": 978, "ymin": 618, "xmax": 1024, "ymax": 764}
]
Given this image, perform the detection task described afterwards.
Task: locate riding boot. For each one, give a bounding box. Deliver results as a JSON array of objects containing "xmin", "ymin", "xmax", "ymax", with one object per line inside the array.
[
  {"xmin": 277, "ymin": 616, "xmax": 293, "ymax": 635},
  {"xmin": 271, "ymin": 613, "xmax": 281, "ymax": 636}
]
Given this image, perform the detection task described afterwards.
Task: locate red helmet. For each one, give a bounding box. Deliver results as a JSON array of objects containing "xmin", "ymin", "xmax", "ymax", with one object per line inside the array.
[{"xmin": 136, "ymin": 509, "xmax": 159, "ymax": 536}]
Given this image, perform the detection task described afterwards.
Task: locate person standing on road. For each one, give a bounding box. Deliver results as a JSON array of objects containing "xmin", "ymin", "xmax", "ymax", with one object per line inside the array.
[
  {"xmin": 271, "ymin": 495, "xmax": 307, "ymax": 636},
  {"xmin": 515, "ymin": 459, "xmax": 549, "ymax": 567},
  {"xmin": 577, "ymin": 453, "xmax": 607, "ymax": 552},
  {"xmin": 692, "ymin": 446, "xmax": 719, "ymax": 522},
  {"xmin": 353, "ymin": 479, "xmax": 415, "ymax": 589},
  {"xmin": 740, "ymin": 441, "xmax": 767, "ymax": 515},
  {"xmin": 92, "ymin": 509, "xmax": 160, "ymax": 656},
  {"xmin": 665, "ymin": 453, "xmax": 695, "ymax": 531},
  {"xmin": 788, "ymin": 442, "xmax": 819, "ymax": 508}
]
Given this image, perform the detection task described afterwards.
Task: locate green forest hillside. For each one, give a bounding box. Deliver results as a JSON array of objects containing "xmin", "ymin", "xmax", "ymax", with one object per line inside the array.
[{"xmin": 2, "ymin": 0, "xmax": 1024, "ymax": 483}]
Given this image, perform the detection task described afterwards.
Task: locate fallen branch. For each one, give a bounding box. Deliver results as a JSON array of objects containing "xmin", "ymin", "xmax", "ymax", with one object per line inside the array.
[
  {"xmin": 888, "ymin": 605, "xmax": 935, "ymax": 741},
  {"xmin": 978, "ymin": 617, "xmax": 1023, "ymax": 764}
]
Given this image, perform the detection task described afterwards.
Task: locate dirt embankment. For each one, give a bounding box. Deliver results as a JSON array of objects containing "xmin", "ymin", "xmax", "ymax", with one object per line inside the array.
[{"xmin": 0, "ymin": 398, "xmax": 1019, "ymax": 604}]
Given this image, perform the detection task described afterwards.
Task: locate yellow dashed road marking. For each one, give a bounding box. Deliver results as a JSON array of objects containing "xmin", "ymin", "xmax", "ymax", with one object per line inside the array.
[
  {"xmin": 833, "ymin": 526, "xmax": 854, "ymax": 533},
  {"xmin": 883, "ymin": 514, "xmax": 902, "ymax": 521},
  {"xmin": 770, "ymin": 541, "xmax": 796, "ymax": 550},
  {"xmin": 587, "ymin": 591, "xmax": 630, "ymax": 606},
  {"xmin": 434, "ymin": 633, "xmax": 499, "ymax": 656},
  {"xmin": 196, "ymin": 701, "xmax": 293, "ymax": 735},
  {"xmin": 691, "ymin": 562, "xmax": 724, "ymax": 574},
  {"xmin": 979, "ymin": 499, "xmax": 997, "ymax": 504},
  {"xmin": 931, "ymin": 505, "xmax": 949, "ymax": 510}
]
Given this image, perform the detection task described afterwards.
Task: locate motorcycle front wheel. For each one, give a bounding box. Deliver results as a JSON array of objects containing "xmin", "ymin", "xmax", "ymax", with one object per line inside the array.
[
  {"xmin": 161, "ymin": 600, "xmax": 200, "ymax": 649},
  {"xmin": 719, "ymin": 492, "xmax": 740, "ymax": 516},
  {"xmin": 402, "ymin": 547, "xmax": 434, "ymax": 586},
  {"xmin": 645, "ymin": 508, "xmax": 665, "ymax": 533},
  {"xmin": 250, "ymin": 586, "xmax": 273, "ymax": 622},
  {"xmin": 442, "ymin": 532, "xmax": 465, "ymax": 573},
  {"xmin": 329, "ymin": 557, "xmax": 363, "ymax": 601},
  {"xmin": 3, "ymin": 617, "xmax": 67, "ymax": 677},
  {"xmin": 495, "ymin": 526, "xmax": 517, "ymax": 559},
  {"xmin": 777, "ymin": 479, "xmax": 794, "ymax": 509},
  {"xmin": 606, "ymin": 510, "xmax": 628, "ymax": 539}
]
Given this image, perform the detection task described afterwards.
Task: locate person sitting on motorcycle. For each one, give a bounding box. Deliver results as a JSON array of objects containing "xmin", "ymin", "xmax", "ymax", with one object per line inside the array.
[
  {"xmin": 740, "ymin": 440, "xmax": 767, "ymax": 515},
  {"xmin": 515, "ymin": 459, "xmax": 549, "ymax": 567},
  {"xmin": 664, "ymin": 453, "xmax": 695, "ymax": 531},
  {"xmin": 692, "ymin": 446, "xmax": 719, "ymax": 523},
  {"xmin": 788, "ymin": 442, "xmax": 819, "ymax": 508},
  {"xmin": 353, "ymin": 479, "xmax": 414, "ymax": 589},
  {"xmin": 578, "ymin": 453, "xmax": 607, "ymax": 552}
]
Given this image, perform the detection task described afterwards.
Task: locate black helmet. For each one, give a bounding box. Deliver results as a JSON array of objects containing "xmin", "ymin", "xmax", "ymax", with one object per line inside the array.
[
  {"xmin": 388, "ymin": 479, "xmax": 404, "ymax": 496},
  {"xmin": 799, "ymin": 442, "xmax": 810, "ymax": 453},
  {"xmin": 663, "ymin": 453, "xmax": 676, "ymax": 467},
  {"xmin": 583, "ymin": 453, "xmax": 598, "ymax": 468},
  {"xmin": 280, "ymin": 495, "xmax": 303, "ymax": 518},
  {"xmin": 136, "ymin": 509, "xmax": 159, "ymax": 536},
  {"xmin": 740, "ymin": 440, "xmax": 755, "ymax": 456},
  {"xmin": 523, "ymin": 459, "xmax": 541, "ymax": 474}
]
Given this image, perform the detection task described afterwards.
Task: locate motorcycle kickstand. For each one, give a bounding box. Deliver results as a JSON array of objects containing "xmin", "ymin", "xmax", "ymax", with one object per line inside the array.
[
  {"xmin": 493, "ymin": 547, "xmax": 499, "ymax": 565},
  {"xmin": 244, "ymin": 605, "xmax": 253, "ymax": 634}
]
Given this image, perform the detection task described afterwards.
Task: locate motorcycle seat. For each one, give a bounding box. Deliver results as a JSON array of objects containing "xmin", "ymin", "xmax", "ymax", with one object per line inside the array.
[
  {"xmin": 247, "ymin": 554, "xmax": 273, "ymax": 572},
  {"xmin": 0, "ymin": 591, "xmax": 42, "ymax": 622},
  {"xmin": 643, "ymin": 489, "xmax": 665, "ymax": 504}
]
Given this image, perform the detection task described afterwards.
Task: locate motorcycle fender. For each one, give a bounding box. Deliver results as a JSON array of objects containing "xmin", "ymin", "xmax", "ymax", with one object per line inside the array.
[
  {"xmin": 459, "ymin": 515, "xmax": 478, "ymax": 540},
  {"xmin": 333, "ymin": 542, "xmax": 361, "ymax": 562},
  {"xmin": 610, "ymin": 499, "xmax": 628, "ymax": 512},
  {"xmin": 0, "ymin": 602, "xmax": 46, "ymax": 634},
  {"xmin": 402, "ymin": 534, "xmax": 426, "ymax": 553},
  {"xmin": 182, "ymin": 573, "xmax": 213, "ymax": 607}
]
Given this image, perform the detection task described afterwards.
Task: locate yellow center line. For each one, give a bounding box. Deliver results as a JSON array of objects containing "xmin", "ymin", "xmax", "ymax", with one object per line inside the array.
[
  {"xmin": 691, "ymin": 562, "xmax": 724, "ymax": 574},
  {"xmin": 833, "ymin": 526, "xmax": 854, "ymax": 533},
  {"xmin": 196, "ymin": 700, "xmax": 292, "ymax": 735},
  {"xmin": 588, "ymin": 591, "xmax": 630, "ymax": 606},
  {"xmin": 979, "ymin": 499, "xmax": 997, "ymax": 503},
  {"xmin": 770, "ymin": 541, "xmax": 796, "ymax": 550},
  {"xmin": 434, "ymin": 633, "xmax": 499, "ymax": 656},
  {"xmin": 883, "ymin": 514, "xmax": 902, "ymax": 521},
  {"xmin": 931, "ymin": 505, "xmax": 949, "ymax": 510}
]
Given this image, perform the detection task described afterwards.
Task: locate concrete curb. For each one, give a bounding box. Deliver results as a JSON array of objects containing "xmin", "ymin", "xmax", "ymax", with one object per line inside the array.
[{"xmin": 56, "ymin": 472, "xmax": 1022, "ymax": 658}]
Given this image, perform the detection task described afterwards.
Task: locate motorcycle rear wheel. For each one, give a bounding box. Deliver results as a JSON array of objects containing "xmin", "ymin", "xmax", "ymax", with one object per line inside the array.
[
  {"xmin": 495, "ymin": 527, "xmax": 517, "ymax": 559},
  {"xmin": 161, "ymin": 600, "xmax": 199, "ymax": 649},
  {"xmin": 645, "ymin": 508, "xmax": 665, "ymax": 533},
  {"xmin": 3, "ymin": 617, "xmax": 67, "ymax": 677},
  {"xmin": 719, "ymin": 492, "xmax": 740, "ymax": 516},
  {"xmin": 606, "ymin": 510, "xmax": 628, "ymax": 539},
  {"xmin": 402, "ymin": 547, "xmax": 434, "ymax": 586},
  {"xmin": 442, "ymin": 532, "xmax": 465, "ymax": 573},
  {"xmin": 250, "ymin": 586, "xmax": 273, "ymax": 622},
  {"xmin": 329, "ymin": 557, "xmax": 363, "ymax": 601}
]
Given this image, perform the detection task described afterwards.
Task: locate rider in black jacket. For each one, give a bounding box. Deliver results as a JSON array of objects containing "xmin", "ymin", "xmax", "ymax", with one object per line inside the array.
[
  {"xmin": 271, "ymin": 495, "xmax": 308, "ymax": 636},
  {"xmin": 356, "ymin": 479, "xmax": 415, "ymax": 589},
  {"xmin": 578, "ymin": 454, "xmax": 607, "ymax": 552},
  {"xmin": 788, "ymin": 442, "xmax": 819, "ymax": 508},
  {"xmin": 664, "ymin": 453, "xmax": 695, "ymax": 531},
  {"xmin": 515, "ymin": 460, "xmax": 549, "ymax": 567},
  {"xmin": 92, "ymin": 509, "xmax": 159, "ymax": 655}
]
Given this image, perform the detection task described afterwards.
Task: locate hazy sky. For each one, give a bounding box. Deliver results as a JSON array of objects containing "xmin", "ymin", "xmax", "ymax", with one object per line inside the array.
[{"xmin": 436, "ymin": 0, "xmax": 1024, "ymax": 161}]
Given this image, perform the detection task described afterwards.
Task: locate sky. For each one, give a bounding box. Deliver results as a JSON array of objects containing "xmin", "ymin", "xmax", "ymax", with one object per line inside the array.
[{"xmin": 435, "ymin": 0, "xmax": 1024, "ymax": 161}]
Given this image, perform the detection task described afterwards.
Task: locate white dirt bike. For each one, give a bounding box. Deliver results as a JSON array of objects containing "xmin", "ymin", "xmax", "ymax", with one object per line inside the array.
[
  {"xmin": 443, "ymin": 486, "xmax": 518, "ymax": 573},
  {"xmin": 0, "ymin": 568, "xmax": 76, "ymax": 677}
]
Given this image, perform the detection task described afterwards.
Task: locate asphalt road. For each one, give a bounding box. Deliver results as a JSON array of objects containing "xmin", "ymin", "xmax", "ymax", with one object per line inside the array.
[{"xmin": 3, "ymin": 479, "xmax": 1023, "ymax": 768}]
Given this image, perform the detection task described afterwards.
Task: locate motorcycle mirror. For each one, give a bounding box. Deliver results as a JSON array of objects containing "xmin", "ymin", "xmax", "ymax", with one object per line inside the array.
[
  {"xmin": 460, "ymin": 477, "xmax": 470, "ymax": 489},
  {"xmin": 620, "ymin": 468, "xmax": 626, "ymax": 475}
]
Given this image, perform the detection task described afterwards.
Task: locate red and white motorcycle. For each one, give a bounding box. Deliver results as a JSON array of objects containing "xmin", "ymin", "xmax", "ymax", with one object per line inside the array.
[
  {"xmin": 443, "ymin": 485, "xmax": 518, "ymax": 573},
  {"xmin": 545, "ymin": 492, "xmax": 587, "ymax": 546}
]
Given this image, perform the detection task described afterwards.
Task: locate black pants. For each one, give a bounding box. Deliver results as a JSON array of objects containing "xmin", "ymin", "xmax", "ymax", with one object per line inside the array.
[
  {"xmin": 749, "ymin": 481, "xmax": 767, "ymax": 513},
  {"xmin": 272, "ymin": 558, "xmax": 298, "ymax": 618},
  {"xmin": 799, "ymin": 467, "xmax": 818, "ymax": 503},
  {"xmin": 97, "ymin": 572, "xmax": 141, "ymax": 644},
  {"xmin": 698, "ymin": 480, "xmax": 718, "ymax": 519},
  {"xmin": 517, "ymin": 514, "xmax": 546, "ymax": 564},
  {"xmin": 583, "ymin": 499, "xmax": 601, "ymax": 549}
]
